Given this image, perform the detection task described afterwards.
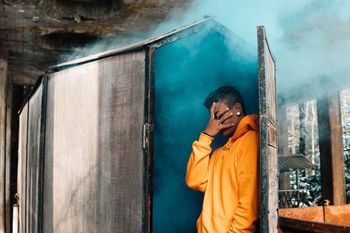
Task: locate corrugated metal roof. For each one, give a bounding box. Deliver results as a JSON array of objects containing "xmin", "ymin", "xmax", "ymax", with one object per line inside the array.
[{"xmin": 279, "ymin": 154, "xmax": 316, "ymax": 172}]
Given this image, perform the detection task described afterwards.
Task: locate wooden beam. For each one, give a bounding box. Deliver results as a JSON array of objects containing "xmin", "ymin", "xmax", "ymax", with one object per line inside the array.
[
  {"xmin": 279, "ymin": 217, "xmax": 350, "ymax": 233},
  {"xmin": 0, "ymin": 58, "xmax": 8, "ymax": 233},
  {"xmin": 316, "ymin": 94, "xmax": 346, "ymax": 205},
  {"xmin": 328, "ymin": 94, "xmax": 346, "ymax": 205},
  {"xmin": 278, "ymin": 106, "xmax": 291, "ymax": 191}
]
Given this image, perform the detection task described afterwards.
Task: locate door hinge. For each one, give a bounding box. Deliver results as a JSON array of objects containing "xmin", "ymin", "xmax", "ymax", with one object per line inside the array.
[{"xmin": 142, "ymin": 123, "xmax": 152, "ymax": 150}]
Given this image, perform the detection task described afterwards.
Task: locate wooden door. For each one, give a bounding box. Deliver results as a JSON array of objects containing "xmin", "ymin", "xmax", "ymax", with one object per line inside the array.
[
  {"xmin": 43, "ymin": 51, "xmax": 146, "ymax": 233},
  {"xmin": 257, "ymin": 26, "xmax": 278, "ymax": 233}
]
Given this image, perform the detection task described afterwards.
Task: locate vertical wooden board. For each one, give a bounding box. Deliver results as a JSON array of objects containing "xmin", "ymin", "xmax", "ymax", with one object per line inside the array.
[
  {"xmin": 257, "ymin": 26, "xmax": 278, "ymax": 233},
  {"xmin": 26, "ymin": 83, "xmax": 43, "ymax": 233},
  {"xmin": 5, "ymin": 81, "xmax": 13, "ymax": 233},
  {"xmin": 328, "ymin": 94, "xmax": 346, "ymax": 205},
  {"xmin": 97, "ymin": 53, "xmax": 146, "ymax": 233},
  {"xmin": 277, "ymin": 108, "xmax": 290, "ymax": 191},
  {"xmin": 18, "ymin": 104, "xmax": 28, "ymax": 233},
  {"xmin": 44, "ymin": 61, "xmax": 100, "ymax": 233},
  {"xmin": 264, "ymin": 42, "xmax": 276, "ymax": 124},
  {"xmin": 317, "ymin": 94, "xmax": 346, "ymax": 205},
  {"xmin": 44, "ymin": 51, "xmax": 146, "ymax": 233},
  {"xmin": 268, "ymin": 145, "xmax": 278, "ymax": 228},
  {"xmin": 0, "ymin": 58, "xmax": 8, "ymax": 233}
]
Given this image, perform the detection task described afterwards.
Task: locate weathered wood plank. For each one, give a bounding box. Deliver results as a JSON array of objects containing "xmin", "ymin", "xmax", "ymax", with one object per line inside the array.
[
  {"xmin": 257, "ymin": 26, "xmax": 278, "ymax": 233},
  {"xmin": 279, "ymin": 216, "xmax": 350, "ymax": 233},
  {"xmin": 18, "ymin": 103, "xmax": 28, "ymax": 233},
  {"xmin": 317, "ymin": 94, "xmax": 346, "ymax": 205},
  {"xmin": 44, "ymin": 51, "xmax": 146, "ymax": 233},
  {"xmin": 328, "ymin": 94, "xmax": 346, "ymax": 205},
  {"xmin": 26, "ymin": 83, "xmax": 44, "ymax": 233},
  {"xmin": 5, "ymin": 81, "xmax": 13, "ymax": 233},
  {"xmin": 268, "ymin": 120, "xmax": 277, "ymax": 148},
  {"xmin": 0, "ymin": 58, "xmax": 8, "ymax": 233},
  {"xmin": 278, "ymin": 107, "xmax": 291, "ymax": 191},
  {"xmin": 279, "ymin": 205, "xmax": 350, "ymax": 227}
]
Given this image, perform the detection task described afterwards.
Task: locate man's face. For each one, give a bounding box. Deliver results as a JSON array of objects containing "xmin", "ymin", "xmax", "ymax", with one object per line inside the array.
[{"xmin": 214, "ymin": 101, "xmax": 240, "ymax": 138}]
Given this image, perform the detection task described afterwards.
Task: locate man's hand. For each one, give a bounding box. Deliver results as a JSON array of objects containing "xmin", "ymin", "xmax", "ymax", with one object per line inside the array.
[{"xmin": 203, "ymin": 102, "xmax": 234, "ymax": 137}]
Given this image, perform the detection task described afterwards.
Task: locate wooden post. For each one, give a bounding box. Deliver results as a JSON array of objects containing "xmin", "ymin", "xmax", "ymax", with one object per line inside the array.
[
  {"xmin": 328, "ymin": 93, "xmax": 346, "ymax": 205},
  {"xmin": 317, "ymin": 93, "xmax": 346, "ymax": 205},
  {"xmin": 278, "ymin": 106, "xmax": 290, "ymax": 191},
  {"xmin": 0, "ymin": 58, "xmax": 8, "ymax": 233}
]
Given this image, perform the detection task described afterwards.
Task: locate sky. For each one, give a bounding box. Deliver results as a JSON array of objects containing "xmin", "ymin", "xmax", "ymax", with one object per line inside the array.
[{"xmin": 152, "ymin": 0, "xmax": 350, "ymax": 104}]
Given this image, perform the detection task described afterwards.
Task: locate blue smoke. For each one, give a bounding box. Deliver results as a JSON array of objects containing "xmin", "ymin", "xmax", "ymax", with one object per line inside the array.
[{"xmin": 153, "ymin": 25, "xmax": 258, "ymax": 233}]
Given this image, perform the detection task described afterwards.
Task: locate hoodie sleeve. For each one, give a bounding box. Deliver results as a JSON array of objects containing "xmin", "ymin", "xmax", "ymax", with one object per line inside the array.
[
  {"xmin": 185, "ymin": 132, "xmax": 214, "ymax": 192},
  {"xmin": 228, "ymin": 131, "xmax": 259, "ymax": 233}
]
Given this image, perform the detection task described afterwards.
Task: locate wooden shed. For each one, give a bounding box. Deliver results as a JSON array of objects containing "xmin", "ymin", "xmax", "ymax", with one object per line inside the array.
[{"xmin": 16, "ymin": 17, "xmax": 277, "ymax": 233}]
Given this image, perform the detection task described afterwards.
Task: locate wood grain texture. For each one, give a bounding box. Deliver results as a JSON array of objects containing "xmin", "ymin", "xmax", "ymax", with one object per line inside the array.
[
  {"xmin": 257, "ymin": 26, "xmax": 278, "ymax": 233},
  {"xmin": 5, "ymin": 81, "xmax": 13, "ymax": 233},
  {"xmin": 277, "ymin": 108, "xmax": 290, "ymax": 191},
  {"xmin": 18, "ymin": 104, "xmax": 28, "ymax": 233},
  {"xmin": 279, "ymin": 216, "xmax": 350, "ymax": 233},
  {"xmin": 268, "ymin": 120, "xmax": 277, "ymax": 148},
  {"xmin": 0, "ymin": 58, "xmax": 8, "ymax": 233},
  {"xmin": 26, "ymin": 84, "xmax": 43, "ymax": 233},
  {"xmin": 44, "ymin": 51, "xmax": 146, "ymax": 233},
  {"xmin": 328, "ymin": 94, "xmax": 346, "ymax": 205},
  {"xmin": 279, "ymin": 205, "xmax": 350, "ymax": 227},
  {"xmin": 317, "ymin": 94, "xmax": 346, "ymax": 205}
]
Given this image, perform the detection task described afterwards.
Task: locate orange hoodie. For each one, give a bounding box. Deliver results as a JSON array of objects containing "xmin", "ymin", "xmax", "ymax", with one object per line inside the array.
[{"xmin": 186, "ymin": 114, "xmax": 259, "ymax": 233}]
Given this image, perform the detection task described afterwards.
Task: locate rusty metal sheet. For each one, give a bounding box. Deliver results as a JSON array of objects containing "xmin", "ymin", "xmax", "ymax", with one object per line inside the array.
[{"xmin": 44, "ymin": 51, "xmax": 146, "ymax": 233}]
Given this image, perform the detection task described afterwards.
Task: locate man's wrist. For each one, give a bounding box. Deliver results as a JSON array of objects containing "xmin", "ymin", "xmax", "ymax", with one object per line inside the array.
[{"xmin": 201, "ymin": 131, "xmax": 215, "ymax": 138}]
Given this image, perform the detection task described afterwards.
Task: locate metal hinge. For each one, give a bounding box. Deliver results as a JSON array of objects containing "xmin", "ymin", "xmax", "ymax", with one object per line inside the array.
[{"xmin": 142, "ymin": 123, "xmax": 152, "ymax": 150}]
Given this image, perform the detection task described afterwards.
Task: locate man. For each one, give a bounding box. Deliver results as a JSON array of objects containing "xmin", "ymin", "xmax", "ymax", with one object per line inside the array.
[{"xmin": 186, "ymin": 86, "xmax": 259, "ymax": 233}]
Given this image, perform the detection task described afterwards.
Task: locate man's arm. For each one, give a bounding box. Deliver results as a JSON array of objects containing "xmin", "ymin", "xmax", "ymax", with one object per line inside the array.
[
  {"xmin": 186, "ymin": 102, "xmax": 234, "ymax": 192},
  {"xmin": 228, "ymin": 131, "xmax": 259, "ymax": 233},
  {"xmin": 185, "ymin": 132, "xmax": 214, "ymax": 192}
]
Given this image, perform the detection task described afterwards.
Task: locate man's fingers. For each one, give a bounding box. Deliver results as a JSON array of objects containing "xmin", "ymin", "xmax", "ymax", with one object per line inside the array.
[
  {"xmin": 219, "ymin": 111, "xmax": 233, "ymax": 123},
  {"xmin": 220, "ymin": 122, "xmax": 234, "ymax": 129},
  {"xmin": 210, "ymin": 102, "xmax": 216, "ymax": 119},
  {"xmin": 217, "ymin": 107, "xmax": 230, "ymax": 119}
]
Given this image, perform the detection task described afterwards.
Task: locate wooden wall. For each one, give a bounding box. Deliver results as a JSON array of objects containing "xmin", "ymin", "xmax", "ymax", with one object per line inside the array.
[
  {"xmin": 18, "ymin": 104, "xmax": 28, "ymax": 233},
  {"xmin": 43, "ymin": 51, "xmax": 146, "ymax": 233},
  {"xmin": 0, "ymin": 58, "xmax": 8, "ymax": 233}
]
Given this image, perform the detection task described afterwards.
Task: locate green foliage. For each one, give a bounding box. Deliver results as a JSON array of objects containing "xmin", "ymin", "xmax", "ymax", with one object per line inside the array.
[
  {"xmin": 290, "ymin": 169, "xmax": 322, "ymax": 206},
  {"xmin": 344, "ymin": 148, "xmax": 350, "ymax": 203}
]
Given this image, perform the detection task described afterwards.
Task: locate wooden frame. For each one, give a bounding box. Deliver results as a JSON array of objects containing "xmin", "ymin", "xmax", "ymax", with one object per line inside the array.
[{"xmin": 258, "ymin": 26, "xmax": 278, "ymax": 233}]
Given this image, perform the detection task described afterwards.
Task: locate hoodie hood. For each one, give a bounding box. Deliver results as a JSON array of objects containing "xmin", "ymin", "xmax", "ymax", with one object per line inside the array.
[{"xmin": 230, "ymin": 114, "xmax": 259, "ymax": 143}]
